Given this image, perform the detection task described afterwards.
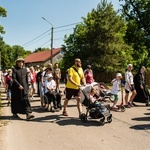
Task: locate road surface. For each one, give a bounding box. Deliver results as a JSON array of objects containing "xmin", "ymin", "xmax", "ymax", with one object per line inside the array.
[{"xmin": 0, "ymin": 84, "xmax": 150, "ymax": 150}]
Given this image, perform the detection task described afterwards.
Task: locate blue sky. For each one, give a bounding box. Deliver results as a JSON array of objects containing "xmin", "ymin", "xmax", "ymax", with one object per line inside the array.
[{"xmin": 0, "ymin": 0, "xmax": 121, "ymax": 52}]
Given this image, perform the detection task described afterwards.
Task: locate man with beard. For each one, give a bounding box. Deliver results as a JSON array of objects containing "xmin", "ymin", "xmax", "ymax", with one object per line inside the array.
[
  {"xmin": 62, "ymin": 58, "xmax": 86, "ymax": 118},
  {"xmin": 11, "ymin": 58, "xmax": 34, "ymax": 120}
]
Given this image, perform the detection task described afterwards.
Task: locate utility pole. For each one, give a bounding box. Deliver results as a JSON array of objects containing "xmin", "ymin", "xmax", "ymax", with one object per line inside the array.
[{"xmin": 42, "ymin": 17, "xmax": 53, "ymax": 64}]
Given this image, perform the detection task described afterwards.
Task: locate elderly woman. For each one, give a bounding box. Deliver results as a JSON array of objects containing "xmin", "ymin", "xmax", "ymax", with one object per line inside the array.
[
  {"xmin": 133, "ymin": 66, "xmax": 150, "ymax": 106},
  {"xmin": 11, "ymin": 58, "xmax": 34, "ymax": 120}
]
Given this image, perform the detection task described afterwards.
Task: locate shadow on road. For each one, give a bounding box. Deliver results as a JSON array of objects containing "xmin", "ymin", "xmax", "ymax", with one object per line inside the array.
[{"xmin": 130, "ymin": 124, "xmax": 150, "ymax": 130}]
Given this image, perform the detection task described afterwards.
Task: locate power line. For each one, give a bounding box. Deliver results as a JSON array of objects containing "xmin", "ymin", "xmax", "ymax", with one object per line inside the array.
[
  {"xmin": 22, "ymin": 29, "xmax": 51, "ymax": 46},
  {"xmin": 54, "ymin": 22, "xmax": 81, "ymax": 29},
  {"xmin": 22, "ymin": 21, "xmax": 82, "ymax": 49},
  {"xmin": 23, "ymin": 34, "xmax": 50, "ymax": 47}
]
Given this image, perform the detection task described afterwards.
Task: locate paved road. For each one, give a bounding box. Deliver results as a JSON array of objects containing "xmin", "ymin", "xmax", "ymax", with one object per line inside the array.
[{"xmin": 0, "ymin": 84, "xmax": 150, "ymax": 150}]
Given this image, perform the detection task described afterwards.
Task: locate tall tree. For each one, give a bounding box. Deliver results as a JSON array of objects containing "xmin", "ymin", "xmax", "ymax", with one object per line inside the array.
[
  {"xmin": 63, "ymin": 0, "xmax": 132, "ymax": 73},
  {"xmin": 120, "ymin": 0, "xmax": 150, "ymax": 67}
]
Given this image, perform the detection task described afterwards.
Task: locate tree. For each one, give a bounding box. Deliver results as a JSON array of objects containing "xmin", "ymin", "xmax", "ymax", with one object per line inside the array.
[
  {"xmin": 0, "ymin": 6, "xmax": 7, "ymax": 34},
  {"xmin": 120, "ymin": 0, "xmax": 150, "ymax": 68},
  {"xmin": 62, "ymin": 0, "xmax": 132, "ymax": 73}
]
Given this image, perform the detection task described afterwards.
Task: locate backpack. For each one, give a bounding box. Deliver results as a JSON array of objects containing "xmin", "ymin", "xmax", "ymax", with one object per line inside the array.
[{"xmin": 64, "ymin": 69, "xmax": 69, "ymax": 84}]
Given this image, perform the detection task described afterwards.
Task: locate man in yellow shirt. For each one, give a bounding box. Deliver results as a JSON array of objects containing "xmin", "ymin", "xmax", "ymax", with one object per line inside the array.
[{"xmin": 62, "ymin": 58, "xmax": 86, "ymax": 117}]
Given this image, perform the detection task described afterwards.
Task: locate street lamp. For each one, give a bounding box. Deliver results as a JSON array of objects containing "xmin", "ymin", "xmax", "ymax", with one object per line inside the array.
[{"xmin": 42, "ymin": 17, "xmax": 53, "ymax": 64}]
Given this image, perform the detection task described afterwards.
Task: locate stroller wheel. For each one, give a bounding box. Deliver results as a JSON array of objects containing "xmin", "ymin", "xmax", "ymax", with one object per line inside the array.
[
  {"xmin": 100, "ymin": 117, "xmax": 105, "ymax": 126},
  {"xmin": 41, "ymin": 95, "xmax": 49, "ymax": 110},
  {"xmin": 107, "ymin": 114, "xmax": 112, "ymax": 123},
  {"xmin": 121, "ymin": 106, "xmax": 126, "ymax": 112},
  {"xmin": 80, "ymin": 113, "xmax": 87, "ymax": 122}
]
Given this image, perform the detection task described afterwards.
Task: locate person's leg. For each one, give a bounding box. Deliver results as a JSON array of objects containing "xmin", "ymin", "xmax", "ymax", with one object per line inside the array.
[
  {"xmin": 129, "ymin": 90, "xmax": 136, "ymax": 105},
  {"xmin": 56, "ymin": 93, "xmax": 62, "ymax": 108},
  {"xmin": 124, "ymin": 90, "xmax": 129, "ymax": 105},
  {"xmin": 112, "ymin": 95, "xmax": 118, "ymax": 108},
  {"xmin": 76, "ymin": 96, "xmax": 82, "ymax": 115},
  {"xmin": 62, "ymin": 98, "xmax": 69, "ymax": 116}
]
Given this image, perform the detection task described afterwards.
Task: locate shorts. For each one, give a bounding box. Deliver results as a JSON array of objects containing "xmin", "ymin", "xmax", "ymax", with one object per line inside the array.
[
  {"xmin": 31, "ymin": 82, "xmax": 36, "ymax": 91},
  {"xmin": 113, "ymin": 94, "xmax": 118, "ymax": 101},
  {"xmin": 125, "ymin": 84, "xmax": 135, "ymax": 93},
  {"xmin": 66, "ymin": 88, "xmax": 81, "ymax": 100}
]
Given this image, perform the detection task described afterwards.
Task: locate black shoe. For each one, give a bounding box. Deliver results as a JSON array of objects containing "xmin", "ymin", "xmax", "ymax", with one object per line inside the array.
[
  {"xmin": 57, "ymin": 104, "xmax": 62, "ymax": 109},
  {"xmin": 7, "ymin": 102, "xmax": 11, "ymax": 106},
  {"xmin": 12, "ymin": 114, "xmax": 19, "ymax": 118},
  {"xmin": 54, "ymin": 105, "xmax": 58, "ymax": 109},
  {"xmin": 146, "ymin": 102, "xmax": 149, "ymax": 106},
  {"xmin": 26, "ymin": 114, "xmax": 35, "ymax": 120}
]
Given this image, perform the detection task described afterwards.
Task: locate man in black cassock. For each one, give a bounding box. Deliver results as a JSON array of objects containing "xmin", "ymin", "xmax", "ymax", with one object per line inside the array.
[
  {"xmin": 11, "ymin": 58, "xmax": 34, "ymax": 120},
  {"xmin": 133, "ymin": 66, "xmax": 150, "ymax": 106}
]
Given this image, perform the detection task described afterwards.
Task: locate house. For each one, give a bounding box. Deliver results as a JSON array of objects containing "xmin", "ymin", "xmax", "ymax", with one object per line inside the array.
[{"xmin": 24, "ymin": 48, "xmax": 63, "ymax": 67}]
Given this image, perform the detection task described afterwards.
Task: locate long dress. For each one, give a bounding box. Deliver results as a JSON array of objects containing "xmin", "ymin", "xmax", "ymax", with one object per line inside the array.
[
  {"xmin": 133, "ymin": 71, "xmax": 150, "ymax": 103},
  {"xmin": 11, "ymin": 66, "xmax": 32, "ymax": 114}
]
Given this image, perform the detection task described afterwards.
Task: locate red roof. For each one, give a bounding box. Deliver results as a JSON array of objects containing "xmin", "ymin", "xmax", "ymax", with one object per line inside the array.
[{"xmin": 24, "ymin": 48, "xmax": 61, "ymax": 63}]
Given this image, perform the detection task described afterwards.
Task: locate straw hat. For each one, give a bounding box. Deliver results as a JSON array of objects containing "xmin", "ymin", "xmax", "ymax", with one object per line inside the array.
[{"xmin": 16, "ymin": 57, "xmax": 25, "ymax": 62}]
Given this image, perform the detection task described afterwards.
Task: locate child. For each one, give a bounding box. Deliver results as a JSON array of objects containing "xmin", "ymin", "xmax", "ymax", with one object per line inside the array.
[
  {"xmin": 89, "ymin": 87, "xmax": 102, "ymax": 107},
  {"xmin": 7, "ymin": 75, "xmax": 13, "ymax": 106},
  {"xmin": 111, "ymin": 73, "xmax": 122, "ymax": 109}
]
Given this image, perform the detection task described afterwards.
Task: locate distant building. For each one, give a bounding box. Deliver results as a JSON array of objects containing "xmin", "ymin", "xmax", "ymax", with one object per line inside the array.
[{"xmin": 24, "ymin": 48, "xmax": 63, "ymax": 67}]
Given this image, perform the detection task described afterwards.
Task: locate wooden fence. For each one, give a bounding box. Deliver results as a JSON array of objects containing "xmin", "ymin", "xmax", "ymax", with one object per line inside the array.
[{"xmin": 61, "ymin": 71, "xmax": 150, "ymax": 86}]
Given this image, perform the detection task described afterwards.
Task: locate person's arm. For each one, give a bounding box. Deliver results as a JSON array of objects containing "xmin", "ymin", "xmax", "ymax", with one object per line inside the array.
[
  {"xmin": 68, "ymin": 76, "xmax": 80, "ymax": 86},
  {"xmin": 111, "ymin": 79, "xmax": 116, "ymax": 84},
  {"xmin": 12, "ymin": 68, "xmax": 23, "ymax": 90}
]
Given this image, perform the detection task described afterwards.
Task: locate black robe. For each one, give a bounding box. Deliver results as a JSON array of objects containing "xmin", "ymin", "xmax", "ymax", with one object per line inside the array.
[
  {"xmin": 11, "ymin": 66, "xmax": 32, "ymax": 114},
  {"xmin": 133, "ymin": 71, "xmax": 149, "ymax": 103}
]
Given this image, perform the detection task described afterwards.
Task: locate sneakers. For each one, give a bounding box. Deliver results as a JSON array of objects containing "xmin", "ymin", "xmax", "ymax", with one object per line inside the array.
[
  {"xmin": 124, "ymin": 104, "xmax": 131, "ymax": 108},
  {"xmin": 26, "ymin": 114, "xmax": 35, "ymax": 120},
  {"xmin": 62, "ymin": 110, "xmax": 68, "ymax": 116},
  {"xmin": 128, "ymin": 102, "xmax": 134, "ymax": 107}
]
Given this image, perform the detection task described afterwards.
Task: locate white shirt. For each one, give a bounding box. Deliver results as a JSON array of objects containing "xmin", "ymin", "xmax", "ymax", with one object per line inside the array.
[
  {"xmin": 124, "ymin": 70, "xmax": 134, "ymax": 91},
  {"xmin": 44, "ymin": 79, "xmax": 56, "ymax": 93},
  {"xmin": 42, "ymin": 71, "xmax": 52, "ymax": 82},
  {"xmin": 111, "ymin": 79, "xmax": 121, "ymax": 95}
]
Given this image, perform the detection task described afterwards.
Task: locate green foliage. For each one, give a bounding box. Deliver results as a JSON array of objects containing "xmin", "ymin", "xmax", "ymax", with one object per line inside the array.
[
  {"xmin": 0, "ymin": 6, "xmax": 7, "ymax": 34},
  {"xmin": 34, "ymin": 47, "xmax": 48, "ymax": 53},
  {"xmin": 120, "ymin": 0, "xmax": 150, "ymax": 68},
  {"xmin": 62, "ymin": 0, "xmax": 132, "ymax": 73},
  {"xmin": 0, "ymin": 42, "xmax": 31, "ymax": 70}
]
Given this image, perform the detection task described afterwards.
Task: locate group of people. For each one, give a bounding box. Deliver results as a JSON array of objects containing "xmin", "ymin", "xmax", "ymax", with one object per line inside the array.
[
  {"xmin": 110, "ymin": 64, "xmax": 149, "ymax": 110},
  {"xmin": 1, "ymin": 57, "xmax": 149, "ymax": 120},
  {"xmin": 0, "ymin": 58, "xmax": 62, "ymax": 120},
  {"xmin": 63, "ymin": 59, "xmax": 150, "ymax": 118}
]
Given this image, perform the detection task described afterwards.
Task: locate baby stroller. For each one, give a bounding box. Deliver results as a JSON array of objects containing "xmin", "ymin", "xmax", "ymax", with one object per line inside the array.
[
  {"xmin": 41, "ymin": 90, "xmax": 62, "ymax": 112},
  {"xmin": 80, "ymin": 82, "xmax": 112, "ymax": 125}
]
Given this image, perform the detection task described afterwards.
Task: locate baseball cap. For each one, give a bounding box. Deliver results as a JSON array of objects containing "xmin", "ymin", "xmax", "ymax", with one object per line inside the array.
[{"xmin": 116, "ymin": 73, "xmax": 122, "ymax": 77}]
